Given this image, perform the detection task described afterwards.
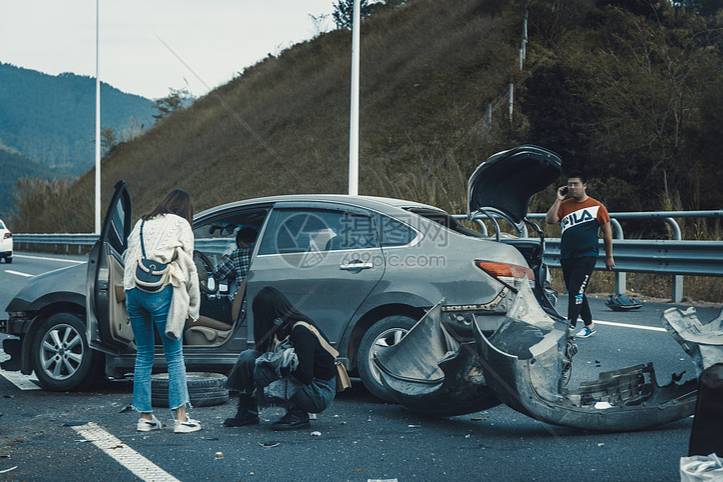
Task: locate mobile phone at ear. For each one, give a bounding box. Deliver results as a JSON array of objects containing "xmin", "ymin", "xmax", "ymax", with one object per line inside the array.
[{"xmin": 561, "ymin": 187, "xmax": 569, "ymax": 196}]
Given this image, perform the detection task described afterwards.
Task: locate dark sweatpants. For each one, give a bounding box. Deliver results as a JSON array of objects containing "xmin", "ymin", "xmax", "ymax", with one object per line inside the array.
[
  {"xmin": 561, "ymin": 256, "xmax": 596, "ymax": 327},
  {"xmin": 227, "ymin": 349, "xmax": 335, "ymax": 414}
]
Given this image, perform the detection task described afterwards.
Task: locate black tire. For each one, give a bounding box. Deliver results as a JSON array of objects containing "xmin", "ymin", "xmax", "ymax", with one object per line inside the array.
[
  {"xmin": 357, "ymin": 315, "xmax": 417, "ymax": 402},
  {"xmin": 5, "ymin": 257, "xmax": 11, "ymax": 264},
  {"xmin": 32, "ymin": 313, "xmax": 101, "ymax": 391},
  {"xmin": 151, "ymin": 372, "xmax": 229, "ymax": 408}
]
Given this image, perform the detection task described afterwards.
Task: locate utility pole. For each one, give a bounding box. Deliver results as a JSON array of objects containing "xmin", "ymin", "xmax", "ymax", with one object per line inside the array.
[
  {"xmin": 94, "ymin": 0, "xmax": 101, "ymax": 234},
  {"xmin": 347, "ymin": 0, "xmax": 361, "ymax": 195}
]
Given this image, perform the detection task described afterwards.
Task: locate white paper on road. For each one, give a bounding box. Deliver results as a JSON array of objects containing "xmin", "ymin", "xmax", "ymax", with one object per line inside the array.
[
  {"xmin": 72, "ymin": 422, "xmax": 180, "ymax": 482},
  {"xmin": 0, "ymin": 369, "xmax": 40, "ymax": 390}
]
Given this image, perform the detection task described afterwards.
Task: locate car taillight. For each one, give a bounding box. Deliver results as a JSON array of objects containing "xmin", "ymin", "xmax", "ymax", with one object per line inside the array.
[
  {"xmin": 475, "ymin": 260, "xmax": 535, "ymax": 282},
  {"xmin": 3, "ymin": 232, "xmax": 10, "ymax": 239}
]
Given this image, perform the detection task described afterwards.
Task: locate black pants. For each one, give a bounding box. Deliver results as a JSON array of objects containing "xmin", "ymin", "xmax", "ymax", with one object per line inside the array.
[
  {"xmin": 561, "ymin": 256, "xmax": 596, "ymax": 327},
  {"xmin": 226, "ymin": 349, "xmax": 334, "ymax": 414}
]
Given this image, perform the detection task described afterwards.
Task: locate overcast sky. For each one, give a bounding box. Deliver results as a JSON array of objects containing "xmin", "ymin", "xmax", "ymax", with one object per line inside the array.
[{"xmin": 1, "ymin": 0, "xmax": 336, "ymax": 98}]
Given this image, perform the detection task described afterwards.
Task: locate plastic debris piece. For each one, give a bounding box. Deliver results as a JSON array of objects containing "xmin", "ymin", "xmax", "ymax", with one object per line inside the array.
[
  {"xmin": 597, "ymin": 443, "xmax": 605, "ymax": 447},
  {"xmin": 407, "ymin": 424, "xmax": 421, "ymax": 428},
  {"xmin": 594, "ymin": 402, "xmax": 613, "ymax": 410},
  {"xmin": 0, "ymin": 466, "xmax": 18, "ymax": 474},
  {"xmin": 214, "ymin": 452, "xmax": 224, "ymax": 460},
  {"xmin": 470, "ymin": 416, "xmax": 483, "ymax": 421},
  {"xmin": 310, "ymin": 431, "xmax": 322, "ymax": 437},
  {"xmin": 309, "ymin": 413, "xmax": 317, "ymax": 420},
  {"xmin": 465, "ymin": 434, "xmax": 471, "ymax": 439},
  {"xmin": 257, "ymin": 442, "xmax": 280, "ymax": 448}
]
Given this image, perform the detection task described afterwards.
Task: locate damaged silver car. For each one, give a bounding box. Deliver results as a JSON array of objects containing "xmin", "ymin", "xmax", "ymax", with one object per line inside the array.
[{"xmin": 375, "ymin": 145, "xmax": 709, "ymax": 432}]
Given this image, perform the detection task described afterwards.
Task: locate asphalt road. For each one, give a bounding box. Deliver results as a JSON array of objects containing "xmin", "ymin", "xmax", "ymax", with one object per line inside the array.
[{"xmin": 1, "ymin": 252, "xmax": 721, "ymax": 481}]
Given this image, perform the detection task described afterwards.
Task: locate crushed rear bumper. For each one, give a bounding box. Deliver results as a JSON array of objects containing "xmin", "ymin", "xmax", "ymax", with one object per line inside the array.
[{"xmin": 375, "ymin": 281, "xmax": 699, "ymax": 431}]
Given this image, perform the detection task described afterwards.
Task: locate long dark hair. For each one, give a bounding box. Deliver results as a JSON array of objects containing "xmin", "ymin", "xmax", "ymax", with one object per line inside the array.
[
  {"xmin": 252, "ymin": 287, "xmax": 322, "ymax": 352},
  {"xmin": 142, "ymin": 189, "xmax": 194, "ymax": 225}
]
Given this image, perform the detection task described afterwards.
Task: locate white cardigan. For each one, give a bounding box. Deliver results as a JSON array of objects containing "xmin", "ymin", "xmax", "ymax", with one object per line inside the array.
[{"xmin": 123, "ymin": 213, "xmax": 200, "ymax": 339}]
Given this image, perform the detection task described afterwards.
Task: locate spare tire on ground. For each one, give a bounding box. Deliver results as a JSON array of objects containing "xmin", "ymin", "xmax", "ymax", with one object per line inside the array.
[{"xmin": 151, "ymin": 372, "xmax": 229, "ymax": 408}]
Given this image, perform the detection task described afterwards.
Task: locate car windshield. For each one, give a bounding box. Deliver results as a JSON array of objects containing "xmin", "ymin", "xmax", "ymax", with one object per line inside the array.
[{"xmin": 403, "ymin": 208, "xmax": 484, "ymax": 238}]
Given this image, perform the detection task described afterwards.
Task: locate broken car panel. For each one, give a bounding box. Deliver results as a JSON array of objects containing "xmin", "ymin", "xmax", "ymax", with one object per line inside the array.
[
  {"xmin": 374, "ymin": 145, "xmax": 702, "ymax": 432},
  {"xmin": 377, "ymin": 280, "xmax": 699, "ymax": 431}
]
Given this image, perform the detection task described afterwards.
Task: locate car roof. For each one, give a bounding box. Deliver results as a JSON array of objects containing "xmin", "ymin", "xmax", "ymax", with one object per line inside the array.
[{"xmin": 195, "ymin": 194, "xmax": 446, "ymax": 219}]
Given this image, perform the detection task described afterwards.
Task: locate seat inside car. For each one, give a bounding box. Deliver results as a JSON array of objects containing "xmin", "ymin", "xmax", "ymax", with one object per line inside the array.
[{"xmin": 184, "ymin": 282, "xmax": 246, "ymax": 346}]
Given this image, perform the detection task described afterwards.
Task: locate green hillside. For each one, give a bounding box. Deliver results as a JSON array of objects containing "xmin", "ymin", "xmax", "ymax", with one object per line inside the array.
[
  {"xmin": 10, "ymin": 0, "xmax": 722, "ymax": 235},
  {"xmin": 0, "ymin": 63, "xmax": 155, "ymax": 171}
]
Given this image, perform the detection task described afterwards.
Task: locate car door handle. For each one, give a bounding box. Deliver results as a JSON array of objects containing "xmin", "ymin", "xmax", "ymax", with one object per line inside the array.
[{"xmin": 339, "ymin": 262, "xmax": 374, "ymax": 271}]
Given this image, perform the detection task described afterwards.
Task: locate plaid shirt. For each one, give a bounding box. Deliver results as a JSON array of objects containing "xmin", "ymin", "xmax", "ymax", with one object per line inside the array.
[{"xmin": 212, "ymin": 246, "xmax": 252, "ymax": 283}]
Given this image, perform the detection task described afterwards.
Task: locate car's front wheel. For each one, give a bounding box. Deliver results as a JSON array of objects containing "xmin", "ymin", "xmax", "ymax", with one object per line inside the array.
[
  {"xmin": 32, "ymin": 313, "xmax": 100, "ymax": 391},
  {"xmin": 357, "ymin": 315, "xmax": 417, "ymax": 401}
]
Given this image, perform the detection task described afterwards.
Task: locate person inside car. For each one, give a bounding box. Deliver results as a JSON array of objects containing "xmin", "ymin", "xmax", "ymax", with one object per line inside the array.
[
  {"xmin": 211, "ymin": 226, "xmax": 257, "ymax": 298},
  {"xmin": 223, "ymin": 287, "xmax": 337, "ymax": 431}
]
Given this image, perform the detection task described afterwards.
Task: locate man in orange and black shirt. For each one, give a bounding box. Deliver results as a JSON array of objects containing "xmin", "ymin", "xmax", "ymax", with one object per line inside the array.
[{"xmin": 546, "ymin": 171, "xmax": 615, "ymax": 338}]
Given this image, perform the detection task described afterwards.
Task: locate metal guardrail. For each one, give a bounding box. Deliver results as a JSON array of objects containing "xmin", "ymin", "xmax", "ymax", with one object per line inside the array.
[
  {"xmin": 543, "ymin": 239, "xmax": 723, "ymax": 276},
  {"xmin": 13, "ymin": 210, "xmax": 723, "ymax": 302},
  {"xmin": 453, "ymin": 210, "xmax": 723, "ymax": 302}
]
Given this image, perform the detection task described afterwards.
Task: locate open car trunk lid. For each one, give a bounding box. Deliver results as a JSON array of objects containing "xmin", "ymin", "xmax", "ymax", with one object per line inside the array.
[{"xmin": 468, "ymin": 145, "xmax": 562, "ymax": 223}]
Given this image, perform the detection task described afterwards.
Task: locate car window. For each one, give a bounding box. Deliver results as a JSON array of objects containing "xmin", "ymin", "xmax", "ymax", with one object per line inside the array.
[
  {"xmin": 193, "ymin": 208, "xmax": 269, "ymax": 264},
  {"xmin": 258, "ymin": 208, "xmax": 378, "ymax": 255},
  {"xmin": 403, "ymin": 208, "xmax": 484, "ymax": 239},
  {"xmin": 379, "ymin": 215, "xmax": 417, "ymax": 247},
  {"xmin": 0, "ymin": 220, "xmax": 5, "ymax": 229}
]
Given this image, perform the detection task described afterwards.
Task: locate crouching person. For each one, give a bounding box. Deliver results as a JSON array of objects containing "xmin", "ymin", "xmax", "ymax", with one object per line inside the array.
[{"xmin": 224, "ymin": 287, "xmax": 336, "ymax": 430}]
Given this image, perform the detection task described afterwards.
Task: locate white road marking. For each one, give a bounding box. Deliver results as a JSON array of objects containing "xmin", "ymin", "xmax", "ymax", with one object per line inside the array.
[
  {"xmin": 3, "ymin": 269, "xmax": 33, "ymax": 277},
  {"xmin": 72, "ymin": 422, "xmax": 179, "ymax": 482},
  {"xmin": 13, "ymin": 254, "xmax": 86, "ymax": 264},
  {"xmin": 0, "ymin": 369, "xmax": 40, "ymax": 390},
  {"xmin": 592, "ymin": 319, "xmax": 667, "ymax": 333}
]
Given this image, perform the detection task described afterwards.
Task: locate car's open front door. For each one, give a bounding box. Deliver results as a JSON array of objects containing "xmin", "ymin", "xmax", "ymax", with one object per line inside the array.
[{"xmin": 86, "ymin": 181, "xmax": 134, "ymax": 354}]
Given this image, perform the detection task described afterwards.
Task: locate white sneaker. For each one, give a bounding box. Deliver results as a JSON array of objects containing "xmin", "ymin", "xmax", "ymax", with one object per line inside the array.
[
  {"xmin": 174, "ymin": 417, "xmax": 202, "ymax": 433},
  {"xmin": 136, "ymin": 415, "xmax": 162, "ymax": 432},
  {"xmin": 576, "ymin": 326, "xmax": 597, "ymax": 338}
]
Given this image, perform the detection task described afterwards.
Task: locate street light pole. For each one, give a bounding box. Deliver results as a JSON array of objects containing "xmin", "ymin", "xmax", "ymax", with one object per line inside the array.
[
  {"xmin": 94, "ymin": 0, "xmax": 101, "ymax": 234},
  {"xmin": 347, "ymin": 0, "xmax": 360, "ymax": 196}
]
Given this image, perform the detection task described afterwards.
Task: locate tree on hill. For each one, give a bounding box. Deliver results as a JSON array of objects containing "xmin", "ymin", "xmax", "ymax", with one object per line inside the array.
[
  {"xmin": 332, "ymin": 0, "xmax": 391, "ymax": 29},
  {"xmin": 152, "ymin": 87, "xmax": 194, "ymax": 121},
  {"xmin": 100, "ymin": 127, "xmax": 117, "ymax": 156}
]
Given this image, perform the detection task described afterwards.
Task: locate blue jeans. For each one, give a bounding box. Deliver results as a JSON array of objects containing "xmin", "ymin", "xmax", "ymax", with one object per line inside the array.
[{"xmin": 126, "ymin": 286, "xmax": 190, "ymax": 413}]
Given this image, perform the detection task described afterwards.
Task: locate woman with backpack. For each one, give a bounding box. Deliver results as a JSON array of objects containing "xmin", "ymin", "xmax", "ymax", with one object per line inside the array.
[
  {"xmin": 224, "ymin": 286, "xmax": 339, "ymax": 431},
  {"xmin": 123, "ymin": 188, "xmax": 202, "ymax": 433}
]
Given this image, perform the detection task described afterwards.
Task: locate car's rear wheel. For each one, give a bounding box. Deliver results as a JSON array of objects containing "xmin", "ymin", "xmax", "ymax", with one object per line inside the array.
[
  {"xmin": 5, "ymin": 256, "xmax": 11, "ymax": 264},
  {"xmin": 357, "ymin": 315, "xmax": 417, "ymax": 401},
  {"xmin": 32, "ymin": 313, "xmax": 100, "ymax": 391}
]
